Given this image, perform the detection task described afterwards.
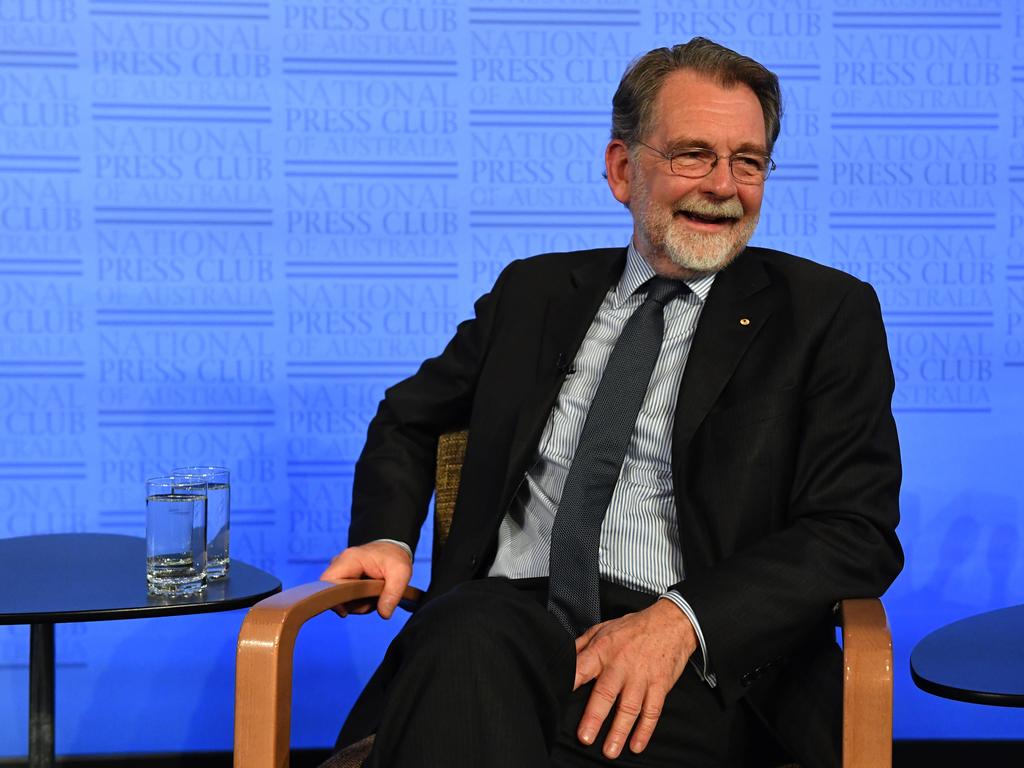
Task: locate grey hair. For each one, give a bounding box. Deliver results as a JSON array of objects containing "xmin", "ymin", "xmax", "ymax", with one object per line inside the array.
[{"xmin": 611, "ymin": 37, "xmax": 783, "ymax": 154}]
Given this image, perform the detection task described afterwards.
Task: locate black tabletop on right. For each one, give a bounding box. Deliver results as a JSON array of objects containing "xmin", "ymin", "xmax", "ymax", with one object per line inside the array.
[{"xmin": 910, "ymin": 604, "xmax": 1024, "ymax": 707}]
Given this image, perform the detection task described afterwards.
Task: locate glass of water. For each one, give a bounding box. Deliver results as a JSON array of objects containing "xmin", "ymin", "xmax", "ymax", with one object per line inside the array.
[
  {"xmin": 146, "ymin": 475, "xmax": 207, "ymax": 596},
  {"xmin": 171, "ymin": 466, "xmax": 230, "ymax": 580}
]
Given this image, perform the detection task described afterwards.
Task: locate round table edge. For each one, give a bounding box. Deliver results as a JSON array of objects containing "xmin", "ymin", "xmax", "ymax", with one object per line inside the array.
[
  {"xmin": 910, "ymin": 654, "xmax": 1024, "ymax": 708},
  {"xmin": 0, "ymin": 573, "xmax": 282, "ymax": 625}
]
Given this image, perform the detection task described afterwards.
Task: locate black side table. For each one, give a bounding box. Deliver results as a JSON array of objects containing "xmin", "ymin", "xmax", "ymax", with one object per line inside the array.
[
  {"xmin": 0, "ymin": 533, "xmax": 282, "ymax": 767},
  {"xmin": 910, "ymin": 604, "xmax": 1024, "ymax": 707}
]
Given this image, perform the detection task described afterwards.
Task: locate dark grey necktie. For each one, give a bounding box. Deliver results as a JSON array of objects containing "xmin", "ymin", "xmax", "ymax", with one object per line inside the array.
[{"xmin": 547, "ymin": 276, "xmax": 687, "ymax": 636}]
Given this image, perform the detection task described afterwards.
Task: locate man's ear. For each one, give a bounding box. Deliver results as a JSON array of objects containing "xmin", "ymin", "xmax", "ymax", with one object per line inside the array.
[{"xmin": 605, "ymin": 139, "xmax": 632, "ymax": 207}]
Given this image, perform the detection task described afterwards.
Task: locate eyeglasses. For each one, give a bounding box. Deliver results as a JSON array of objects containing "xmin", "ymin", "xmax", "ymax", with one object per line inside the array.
[{"xmin": 635, "ymin": 141, "xmax": 776, "ymax": 185}]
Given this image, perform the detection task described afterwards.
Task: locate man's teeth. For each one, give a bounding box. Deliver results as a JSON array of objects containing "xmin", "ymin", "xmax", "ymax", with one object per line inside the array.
[{"xmin": 679, "ymin": 211, "xmax": 733, "ymax": 223}]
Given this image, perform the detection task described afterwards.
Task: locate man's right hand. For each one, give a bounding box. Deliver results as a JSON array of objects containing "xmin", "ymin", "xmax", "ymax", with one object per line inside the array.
[{"xmin": 320, "ymin": 541, "xmax": 413, "ymax": 619}]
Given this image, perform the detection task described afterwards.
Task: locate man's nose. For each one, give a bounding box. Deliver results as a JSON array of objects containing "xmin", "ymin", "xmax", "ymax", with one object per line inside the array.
[{"xmin": 698, "ymin": 158, "xmax": 738, "ymax": 198}]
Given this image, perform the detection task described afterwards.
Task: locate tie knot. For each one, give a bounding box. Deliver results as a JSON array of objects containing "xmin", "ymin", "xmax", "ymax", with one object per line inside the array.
[{"xmin": 644, "ymin": 276, "xmax": 686, "ymax": 306}]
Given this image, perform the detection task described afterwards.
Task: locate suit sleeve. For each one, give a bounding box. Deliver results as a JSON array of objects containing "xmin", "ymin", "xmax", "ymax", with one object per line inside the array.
[
  {"xmin": 347, "ymin": 261, "xmax": 519, "ymax": 553},
  {"xmin": 671, "ymin": 280, "xmax": 903, "ymax": 705}
]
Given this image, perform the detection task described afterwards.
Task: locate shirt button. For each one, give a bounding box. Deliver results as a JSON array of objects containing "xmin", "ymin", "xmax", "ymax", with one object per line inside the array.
[{"xmin": 469, "ymin": 555, "xmax": 478, "ymax": 568}]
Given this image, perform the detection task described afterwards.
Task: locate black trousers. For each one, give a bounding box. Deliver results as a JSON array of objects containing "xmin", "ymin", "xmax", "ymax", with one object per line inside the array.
[{"xmin": 336, "ymin": 577, "xmax": 758, "ymax": 768}]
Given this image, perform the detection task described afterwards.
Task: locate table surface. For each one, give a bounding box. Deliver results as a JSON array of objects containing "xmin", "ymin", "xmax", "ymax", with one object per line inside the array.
[
  {"xmin": 0, "ymin": 533, "xmax": 282, "ymax": 624},
  {"xmin": 910, "ymin": 604, "xmax": 1024, "ymax": 707}
]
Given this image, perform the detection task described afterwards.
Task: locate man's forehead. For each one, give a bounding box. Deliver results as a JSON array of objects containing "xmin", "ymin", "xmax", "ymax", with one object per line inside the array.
[
  {"xmin": 649, "ymin": 69, "xmax": 767, "ymax": 148},
  {"xmin": 653, "ymin": 69, "xmax": 761, "ymax": 112}
]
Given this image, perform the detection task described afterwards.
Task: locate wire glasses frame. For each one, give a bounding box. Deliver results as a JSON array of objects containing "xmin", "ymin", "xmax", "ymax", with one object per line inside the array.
[{"xmin": 635, "ymin": 140, "xmax": 776, "ymax": 185}]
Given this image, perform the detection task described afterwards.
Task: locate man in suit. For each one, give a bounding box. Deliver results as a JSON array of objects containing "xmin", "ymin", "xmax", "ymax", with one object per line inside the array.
[{"xmin": 323, "ymin": 38, "xmax": 902, "ymax": 767}]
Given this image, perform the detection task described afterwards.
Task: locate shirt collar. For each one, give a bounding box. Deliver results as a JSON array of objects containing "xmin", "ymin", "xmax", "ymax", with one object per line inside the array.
[{"xmin": 614, "ymin": 241, "xmax": 717, "ymax": 308}]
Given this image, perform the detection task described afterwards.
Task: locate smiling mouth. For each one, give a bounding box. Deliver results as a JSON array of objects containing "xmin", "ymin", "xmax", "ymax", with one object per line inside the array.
[{"xmin": 674, "ymin": 210, "xmax": 738, "ymax": 226}]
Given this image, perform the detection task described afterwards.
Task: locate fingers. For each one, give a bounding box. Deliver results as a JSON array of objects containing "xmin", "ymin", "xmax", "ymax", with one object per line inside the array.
[
  {"xmin": 376, "ymin": 558, "xmax": 411, "ymax": 619},
  {"xmin": 331, "ymin": 598, "xmax": 378, "ymax": 620},
  {"xmin": 628, "ymin": 694, "xmax": 666, "ymax": 755},
  {"xmin": 574, "ymin": 642, "xmax": 601, "ymax": 691},
  {"xmin": 319, "ymin": 542, "xmax": 413, "ymax": 620},
  {"xmin": 577, "ymin": 670, "xmax": 622, "ymax": 749},
  {"xmin": 320, "ymin": 540, "xmax": 411, "ymax": 581},
  {"xmin": 602, "ymin": 683, "xmax": 648, "ymax": 759},
  {"xmin": 319, "ymin": 549, "xmax": 367, "ymax": 582},
  {"xmin": 573, "ymin": 623, "xmax": 604, "ymax": 689},
  {"xmin": 578, "ymin": 676, "xmax": 667, "ymax": 759}
]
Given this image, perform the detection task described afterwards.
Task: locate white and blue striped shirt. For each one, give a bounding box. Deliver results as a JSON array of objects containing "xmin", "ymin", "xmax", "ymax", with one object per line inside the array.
[{"xmin": 488, "ymin": 242, "xmax": 717, "ymax": 684}]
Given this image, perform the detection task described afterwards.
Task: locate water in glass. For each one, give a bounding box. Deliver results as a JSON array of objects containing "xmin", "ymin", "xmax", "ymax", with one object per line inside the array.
[
  {"xmin": 146, "ymin": 482, "xmax": 207, "ymax": 596},
  {"xmin": 172, "ymin": 466, "xmax": 230, "ymax": 579},
  {"xmin": 205, "ymin": 480, "xmax": 230, "ymax": 579}
]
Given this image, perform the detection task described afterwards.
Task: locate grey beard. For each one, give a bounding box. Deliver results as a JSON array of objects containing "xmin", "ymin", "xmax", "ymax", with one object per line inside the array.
[{"xmin": 660, "ymin": 211, "xmax": 759, "ymax": 275}]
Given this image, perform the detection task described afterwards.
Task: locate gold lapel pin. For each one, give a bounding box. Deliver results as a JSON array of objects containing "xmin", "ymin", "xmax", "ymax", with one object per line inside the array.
[{"xmin": 739, "ymin": 318, "xmax": 751, "ymax": 326}]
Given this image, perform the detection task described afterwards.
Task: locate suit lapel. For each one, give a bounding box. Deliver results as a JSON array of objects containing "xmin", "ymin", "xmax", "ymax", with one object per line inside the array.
[
  {"xmin": 672, "ymin": 250, "xmax": 775, "ymax": 455},
  {"xmin": 502, "ymin": 249, "xmax": 626, "ymax": 504},
  {"xmin": 497, "ymin": 246, "xmax": 775, "ymax": 509}
]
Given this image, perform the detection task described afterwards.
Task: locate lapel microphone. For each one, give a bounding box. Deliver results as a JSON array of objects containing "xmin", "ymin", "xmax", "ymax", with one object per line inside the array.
[{"xmin": 556, "ymin": 353, "xmax": 576, "ymax": 375}]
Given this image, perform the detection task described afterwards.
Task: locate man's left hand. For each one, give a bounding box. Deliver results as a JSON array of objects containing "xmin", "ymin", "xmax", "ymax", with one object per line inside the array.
[{"xmin": 573, "ymin": 599, "xmax": 697, "ymax": 759}]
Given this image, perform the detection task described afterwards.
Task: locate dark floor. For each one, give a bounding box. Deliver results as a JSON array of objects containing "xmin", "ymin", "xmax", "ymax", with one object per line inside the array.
[{"xmin": 2, "ymin": 742, "xmax": 1023, "ymax": 767}]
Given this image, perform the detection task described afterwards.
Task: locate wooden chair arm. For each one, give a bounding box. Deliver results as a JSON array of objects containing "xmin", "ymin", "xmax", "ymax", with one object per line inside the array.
[
  {"xmin": 234, "ymin": 588, "xmax": 892, "ymax": 768},
  {"xmin": 838, "ymin": 598, "xmax": 892, "ymax": 768},
  {"xmin": 234, "ymin": 579, "xmax": 424, "ymax": 768}
]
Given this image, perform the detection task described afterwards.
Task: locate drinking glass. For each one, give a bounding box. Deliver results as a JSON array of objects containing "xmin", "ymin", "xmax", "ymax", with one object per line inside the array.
[
  {"xmin": 146, "ymin": 475, "xmax": 207, "ymax": 596},
  {"xmin": 171, "ymin": 466, "xmax": 230, "ymax": 579}
]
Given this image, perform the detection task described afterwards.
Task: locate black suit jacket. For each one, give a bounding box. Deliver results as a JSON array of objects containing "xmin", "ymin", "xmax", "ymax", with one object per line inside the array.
[{"xmin": 348, "ymin": 246, "xmax": 903, "ymax": 764}]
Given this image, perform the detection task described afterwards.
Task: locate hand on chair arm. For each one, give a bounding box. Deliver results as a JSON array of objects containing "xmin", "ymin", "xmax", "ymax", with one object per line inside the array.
[{"xmin": 320, "ymin": 540, "xmax": 413, "ymax": 619}]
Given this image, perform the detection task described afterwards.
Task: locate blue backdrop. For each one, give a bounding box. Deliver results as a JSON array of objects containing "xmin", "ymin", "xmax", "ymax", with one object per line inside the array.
[{"xmin": 1, "ymin": 0, "xmax": 1021, "ymax": 756}]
